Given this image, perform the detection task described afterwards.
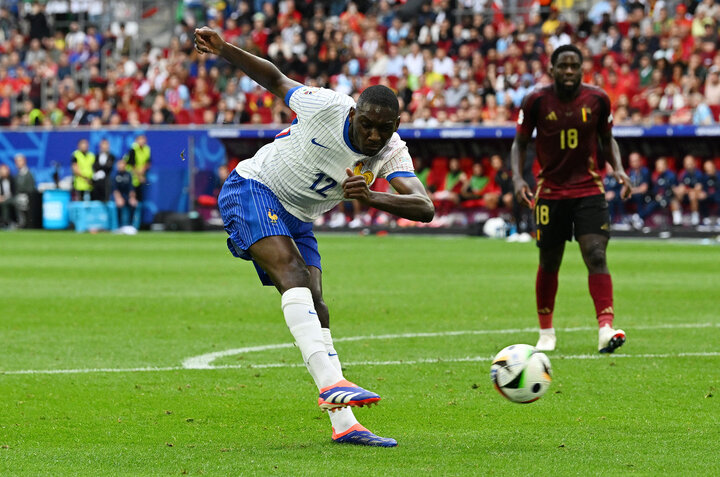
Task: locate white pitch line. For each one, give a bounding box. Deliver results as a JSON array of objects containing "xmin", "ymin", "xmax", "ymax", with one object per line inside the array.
[
  {"xmin": 181, "ymin": 322, "xmax": 720, "ymax": 369},
  {"xmin": 2, "ymin": 366, "xmax": 183, "ymax": 376},
  {"xmin": 3, "ymin": 322, "xmax": 720, "ymax": 376},
  {"xmin": 3, "ymin": 351, "xmax": 720, "ymax": 376}
]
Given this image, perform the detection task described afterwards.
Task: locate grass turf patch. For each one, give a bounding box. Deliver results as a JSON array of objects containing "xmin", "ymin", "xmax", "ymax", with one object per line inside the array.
[{"xmin": 1, "ymin": 232, "xmax": 718, "ymax": 475}]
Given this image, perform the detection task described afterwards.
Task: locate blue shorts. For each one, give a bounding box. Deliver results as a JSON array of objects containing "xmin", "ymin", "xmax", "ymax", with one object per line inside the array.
[{"xmin": 218, "ymin": 171, "xmax": 321, "ymax": 286}]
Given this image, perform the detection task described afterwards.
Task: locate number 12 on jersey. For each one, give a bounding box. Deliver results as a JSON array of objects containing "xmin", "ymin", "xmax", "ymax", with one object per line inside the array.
[
  {"xmin": 560, "ymin": 128, "xmax": 578, "ymax": 150},
  {"xmin": 310, "ymin": 173, "xmax": 337, "ymax": 197}
]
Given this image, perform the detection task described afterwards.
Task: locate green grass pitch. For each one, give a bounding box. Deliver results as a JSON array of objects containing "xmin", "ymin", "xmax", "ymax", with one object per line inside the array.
[{"xmin": 1, "ymin": 231, "xmax": 719, "ymax": 475}]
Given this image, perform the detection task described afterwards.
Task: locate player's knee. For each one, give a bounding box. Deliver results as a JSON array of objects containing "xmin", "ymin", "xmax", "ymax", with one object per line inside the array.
[
  {"xmin": 585, "ymin": 246, "xmax": 607, "ymax": 270},
  {"xmin": 539, "ymin": 250, "xmax": 563, "ymax": 272},
  {"xmin": 273, "ymin": 256, "xmax": 311, "ymax": 290}
]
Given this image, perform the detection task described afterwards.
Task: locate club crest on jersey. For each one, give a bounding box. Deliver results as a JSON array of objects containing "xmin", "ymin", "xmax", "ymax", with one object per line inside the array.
[
  {"xmin": 267, "ymin": 209, "xmax": 279, "ymax": 224},
  {"xmin": 581, "ymin": 107, "xmax": 591, "ymax": 122},
  {"xmin": 353, "ymin": 161, "xmax": 374, "ymax": 185},
  {"xmin": 545, "ymin": 111, "xmax": 558, "ymax": 121}
]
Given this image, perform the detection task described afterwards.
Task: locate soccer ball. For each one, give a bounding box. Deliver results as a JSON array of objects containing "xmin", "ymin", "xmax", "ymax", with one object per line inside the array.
[
  {"xmin": 483, "ymin": 217, "xmax": 507, "ymax": 238},
  {"xmin": 490, "ymin": 344, "xmax": 552, "ymax": 403}
]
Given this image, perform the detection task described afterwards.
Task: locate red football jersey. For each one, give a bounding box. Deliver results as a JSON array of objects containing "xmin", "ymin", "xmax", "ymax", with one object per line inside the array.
[{"xmin": 516, "ymin": 84, "xmax": 613, "ymax": 199}]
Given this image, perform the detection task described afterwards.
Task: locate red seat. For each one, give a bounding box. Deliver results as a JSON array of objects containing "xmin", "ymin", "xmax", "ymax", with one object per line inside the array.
[
  {"xmin": 192, "ymin": 109, "xmax": 206, "ymax": 124},
  {"xmin": 258, "ymin": 108, "xmax": 273, "ymax": 124},
  {"xmin": 459, "ymin": 157, "xmax": 474, "ymax": 177},
  {"xmin": 138, "ymin": 108, "xmax": 152, "ymax": 124},
  {"xmin": 175, "ymin": 109, "xmax": 191, "ymax": 125},
  {"xmin": 429, "ymin": 157, "xmax": 448, "ymax": 191},
  {"xmin": 709, "ymin": 104, "xmax": 720, "ymax": 121}
]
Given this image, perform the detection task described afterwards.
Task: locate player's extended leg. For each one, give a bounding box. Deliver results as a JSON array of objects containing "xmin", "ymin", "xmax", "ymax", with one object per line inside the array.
[
  {"xmin": 248, "ymin": 236, "xmax": 380, "ymax": 410},
  {"xmin": 307, "ymin": 267, "xmax": 396, "ymax": 447},
  {"xmin": 577, "ymin": 233, "xmax": 625, "ymax": 353},
  {"xmin": 535, "ymin": 243, "xmax": 565, "ymax": 351}
]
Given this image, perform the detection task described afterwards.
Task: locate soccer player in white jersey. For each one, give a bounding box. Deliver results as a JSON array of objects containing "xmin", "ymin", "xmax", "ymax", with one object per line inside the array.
[{"xmin": 194, "ymin": 27, "xmax": 434, "ymax": 447}]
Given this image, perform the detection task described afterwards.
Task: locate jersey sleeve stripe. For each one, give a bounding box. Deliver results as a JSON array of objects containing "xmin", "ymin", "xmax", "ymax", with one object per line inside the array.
[
  {"xmin": 285, "ymin": 86, "xmax": 302, "ymax": 107},
  {"xmin": 386, "ymin": 171, "xmax": 416, "ymax": 181}
]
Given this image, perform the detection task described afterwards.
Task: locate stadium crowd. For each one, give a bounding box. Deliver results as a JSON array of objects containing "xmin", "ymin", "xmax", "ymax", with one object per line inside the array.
[
  {"xmin": 1, "ymin": 0, "xmax": 720, "ymax": 127},
  {"xmin": 0, "ymin": 0, "xmax": 719, "ymax": 230}
]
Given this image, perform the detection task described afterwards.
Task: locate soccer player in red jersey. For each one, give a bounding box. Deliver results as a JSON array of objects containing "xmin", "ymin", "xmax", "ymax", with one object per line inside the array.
[{"xmin": 511, "ymin": 45, "xmax": 632, "ymax": 353}]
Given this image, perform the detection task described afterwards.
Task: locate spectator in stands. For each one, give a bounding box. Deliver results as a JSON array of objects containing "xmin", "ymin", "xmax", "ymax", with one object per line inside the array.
[
  {"xmin": 13, "ymin": 153, "xmax": 36, "ymax": 228},
  {"xmin": 412, "ymin": 107, "xmax": 439, "ymax": 127},
  {"xmin": 690, "ymin": 93, "xmax": 716, "ymax": 125},
  {"xmin": 25, "ymin": 38, "xmax": 47, "ymax": 67},
  {"xmin": 489, "ymin": 155, "xmax": 513, "ymax": 211},
  {"xmin": 0, "ymin": 163, "xmax": 16, "ymax": 228},
  {"xmin": 445, "ymin": 76, "xmax": 468, "ymax": 108},
  {"xmin": 0, "ymin": 0, "xmax": 714, "ymax": 134},
  {"xmin": 387, "ymin": 17, "xmax": 409, "ymax": 46},
  {"xmin": 25, "ymin": 2, "xmax": 50, "ymax": 41},
  {"xmin": 432, "ymin": 48, "xmax": 454, "ymax": 78},
  {"xmin": 165, "ymin": 74, "xmax": 191, "ymax": 114},
  {"xmin": 434, "ymin": 109, "xmax": 454, "ymax": 126},
  {"xmin": 642, "ymin": 157, "xmax": 680, "ymax": 225},
  {"xmin": 71, "ymin": 138, "xmax": 95, "ymax": 201},
  {"xmin": 0, "ymin": 84, "xmax": 13, "ymax": 126},
  {"xmin": 675, "ymin": 155, "xmax": 706, "ymax": 226},
  {"xmin": 432, "ymin": 158, "xmax": 467, "ymax": 221},
  {"xmin": 92, "ymin": 138, "xmax": 115, "ymax": 202},
  {"xmin": 705, "ymin": 66, "xmax": 720, "ymax": 105},
  {"xmin": 112, "ymin": 158, "xmax": 137, "ymax": 231},
  {"xmin": 404, "ymin": 42, "xmax": 424, "ymax": 77},
  {"xmin": 114, "ymin": 22, "xmax": 132, "ymax": 58},
  {"xmin": 701, "ymin": 160, "xmax": 719, "ymax": 221},
  {"xmin": 151, "ymin": 95, "xmax": 175, "ymax": 124},
  {"xmin": 461, "ymin": 161, "xmax": 499, "ymax": 211}
]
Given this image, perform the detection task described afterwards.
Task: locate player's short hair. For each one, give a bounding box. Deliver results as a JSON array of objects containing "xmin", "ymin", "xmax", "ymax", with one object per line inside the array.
[
  {"xmin": 356, "ymin": 85, "xmax": 399, "ymax": 117},
  {"xmin": 550, "ymin": 45, "xmax": 583, "ymax": 66}
]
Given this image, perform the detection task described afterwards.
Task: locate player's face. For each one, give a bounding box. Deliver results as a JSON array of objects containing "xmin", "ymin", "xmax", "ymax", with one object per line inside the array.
[
  {"xmin": 350, "ymin": 104, "xmax": 399, "ymax": 156},
  {"xmin": 551, "ymin": 51, "xmax": 582, "ymax": 94}
]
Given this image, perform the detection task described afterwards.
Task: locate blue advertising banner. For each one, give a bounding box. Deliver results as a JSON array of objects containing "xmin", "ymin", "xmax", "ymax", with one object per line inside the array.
[{"xmin": 0, "ymin": 127, "xmax": 227, "ymax": 221}]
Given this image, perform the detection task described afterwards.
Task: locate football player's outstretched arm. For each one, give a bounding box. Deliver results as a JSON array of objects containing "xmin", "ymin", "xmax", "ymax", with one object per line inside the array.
[
  {"xmin": 194, "ymin": 26, "xmax": 301, "ymax": 101},
  {"xmin": 343, "ymin": 169, "xmax": 435, "ymax": 222}
]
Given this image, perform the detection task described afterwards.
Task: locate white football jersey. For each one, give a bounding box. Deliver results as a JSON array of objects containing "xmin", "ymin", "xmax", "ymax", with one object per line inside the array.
[{"xmin": 234, "ymin": 86, "xmax": 415, "ymax": 222}]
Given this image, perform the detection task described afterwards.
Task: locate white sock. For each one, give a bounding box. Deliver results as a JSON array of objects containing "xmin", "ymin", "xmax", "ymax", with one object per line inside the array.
[
  {"xmin": 322, "ymin": 328, "xmax": 342, "ymax": 374},
  {"xmin": 539, "ymin": 327, "xmax": 555, "ymax": 336},
  {"xmin": 282, "ymin": 288, "xmax": 342, "ymax": 389},
  {"xmin": 672, "ymin": 210, "xmax": 682, "ymax": 224},
  {"xmin": 321, "ymin": 328, "xmax": 359, "ymax": 434}
]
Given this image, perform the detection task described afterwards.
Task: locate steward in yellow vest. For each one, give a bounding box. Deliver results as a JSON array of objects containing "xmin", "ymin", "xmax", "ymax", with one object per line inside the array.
[
  {"xmin": 72, "ymin": 138, "xmax": 96, "ymax": 199},
  {"xmin": 125, "ymin": 134, "xmax": 151, "ymax": 201}
]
